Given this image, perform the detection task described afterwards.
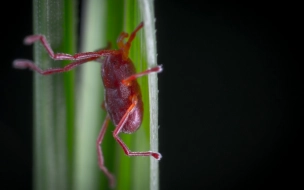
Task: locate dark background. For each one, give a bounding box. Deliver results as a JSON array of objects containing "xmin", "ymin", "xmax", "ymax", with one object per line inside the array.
[{"xmin": 1, "ymin": 1, "xmax": 302, "ymax": 190}]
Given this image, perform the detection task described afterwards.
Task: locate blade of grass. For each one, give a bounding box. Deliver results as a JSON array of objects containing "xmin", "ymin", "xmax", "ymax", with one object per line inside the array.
[
  {"xmin": 73, "ymin": 0, "xmax": 109, "ymax": 190},
  {"xmin": 33, "ymin": 0, "xmax": 76, "ymax": 190},
  {"xmin": 138, "ymin": 1, "xmax": 161, "ymax": 190},
  {"xmin": 75, "ymin": 1, "xmax": 124, "ymax": 190},
  {"xmin": 124, "ymin": 1, "xmax": 150, "ymax": 190},
  {"xmin": 122, "ymin": 0, "xmax": 160, "ymax": 190}
]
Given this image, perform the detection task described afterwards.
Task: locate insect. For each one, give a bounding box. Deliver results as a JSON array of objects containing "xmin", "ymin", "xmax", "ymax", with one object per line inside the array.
[{"xmin": 13, "ymin": 22, "xmax": 162, "ymax": 188}]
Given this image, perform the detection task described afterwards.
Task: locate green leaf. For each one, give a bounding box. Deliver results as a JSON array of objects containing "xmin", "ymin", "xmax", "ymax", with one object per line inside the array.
[{"xmin": 33, "ymin": 0, "xmax": 77, "ymax": 190}]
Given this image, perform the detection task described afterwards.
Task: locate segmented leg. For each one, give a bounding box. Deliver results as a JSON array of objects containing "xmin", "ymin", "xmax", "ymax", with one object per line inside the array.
[
  {"xmin": 117, "ymin": 32, "xmax": 128, "ymax": 49},
  {"xmin": 125, "ymin": 22, "xmax": 144, "ymax": 51},
  {"xmin": 122, "ymin": 65, "xmax": 163, "ymax": 86},
  {"xmin": 117, "ymin": 22, "xmax": 144, "ymax": 60},
  {"xmin": 23, "ymin": 34, "xmax": 118, "ymax": 61},
  {"xmin": 96, "ymin": 114, "xmax": 115, "ymax": 188},
  {"xmin": 13, "ymin": 57, "xmax": 99, "ymax": 75},
  {"xmin": 113, "ymin": 95, "xmax": 162, "ymax": 160}
]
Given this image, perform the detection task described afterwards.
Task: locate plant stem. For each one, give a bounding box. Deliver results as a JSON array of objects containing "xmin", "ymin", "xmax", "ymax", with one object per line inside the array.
[
  {"xmin": 138, "ymin": 1, "xmax": 161, "ymax": 190},
  {"xmin": 33, "ymin": 0, "xmax": 76, "ymax": 189}
]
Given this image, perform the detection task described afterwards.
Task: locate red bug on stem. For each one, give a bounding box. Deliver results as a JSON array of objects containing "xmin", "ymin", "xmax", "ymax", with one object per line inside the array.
[{"xmin": 13, "ymin": 22, "xmax": 162, "ymax": 188}]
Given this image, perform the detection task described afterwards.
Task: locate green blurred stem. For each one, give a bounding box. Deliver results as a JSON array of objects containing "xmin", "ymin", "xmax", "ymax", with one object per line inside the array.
[
  {"xmin": 139, "ymin": 1, "xmax": 160, "ymax": 190},
  {"xmin": 33, "ymin": 0, "xmax": 76, "ymax": 190}
]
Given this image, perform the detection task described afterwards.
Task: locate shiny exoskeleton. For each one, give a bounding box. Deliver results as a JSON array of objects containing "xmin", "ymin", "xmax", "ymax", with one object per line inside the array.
[{"xmin": 102, "ymin": 53, "xmax": 143, "ymax": 133}]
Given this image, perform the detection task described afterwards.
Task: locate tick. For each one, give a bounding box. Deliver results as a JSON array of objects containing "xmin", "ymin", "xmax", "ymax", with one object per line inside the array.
[{"xmin": 13, "ymin": 22, "xmax": 162, "ymax": 188}]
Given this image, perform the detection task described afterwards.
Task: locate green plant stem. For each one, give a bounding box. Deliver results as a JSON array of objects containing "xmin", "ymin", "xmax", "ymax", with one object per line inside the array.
[
  {"xmin": 74, "ymin": 1, "xmax": 108, "ymax": 190},
  {"xmin": 138, "ymin": 1, "xmax": 161, "ymax": 190},
  {"xmin": 33, "ymin": 0, "xmax": 76, "ymax": 190}
]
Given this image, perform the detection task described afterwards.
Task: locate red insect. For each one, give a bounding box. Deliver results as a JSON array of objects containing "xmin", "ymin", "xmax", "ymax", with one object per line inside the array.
[{"xmin": 13, "ymin": 22, "xmax": 162, "ymax": 188}]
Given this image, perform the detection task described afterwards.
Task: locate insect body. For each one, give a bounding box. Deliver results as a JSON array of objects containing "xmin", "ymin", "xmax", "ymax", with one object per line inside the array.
[
  {"xmin": 13, "ymin": 22, "xmax": 162, "ymax": 188},
  {"xmin": 102, "ymin": 52, "xmax": 144, "ymax": 133}
]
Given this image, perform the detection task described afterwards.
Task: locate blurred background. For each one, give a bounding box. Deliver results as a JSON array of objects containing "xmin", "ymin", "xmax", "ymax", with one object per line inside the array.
[{"xmin": 1, "ymin": 1, "xmax": 302, "ymax": 190}]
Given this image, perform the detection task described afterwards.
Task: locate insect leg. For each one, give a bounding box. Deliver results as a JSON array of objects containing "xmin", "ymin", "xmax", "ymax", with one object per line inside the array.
[
  {"xmin": 23, "ymin": 35, "xmax": 118, "ymax": 61},
  {"xmin": 117, "ymin": 22, "xmax": 144, "ymax": 60},
  {"xmin": 117, "ymin": 32, "xmax": 128, "ymax": 49},
  {"xmin": 13, "ymin": 57, "xmax": 98, "ymax": 75},
  {"xmin": 24, "ymin": 35, "xmax": 75, "ymax": 60},
  {"xmin": 125, "ymin": 22, "xmax": 144, "ymax": 50},
  {"xmin": 113, "ymin": 95, "xmax": 162, "ymax": 160},
  {"xmin": 96, "ymin": 114, "xmax": 115, "ymax": 188},
  {"xmin": 122, "ymin": 65, "xmax": 163, "ymax": 86}
]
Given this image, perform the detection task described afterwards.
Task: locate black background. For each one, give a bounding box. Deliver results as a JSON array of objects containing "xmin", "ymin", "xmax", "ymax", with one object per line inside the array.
[{"xmin": 1, "ymin": 1, "xmax": 302, "ymax": 190}]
